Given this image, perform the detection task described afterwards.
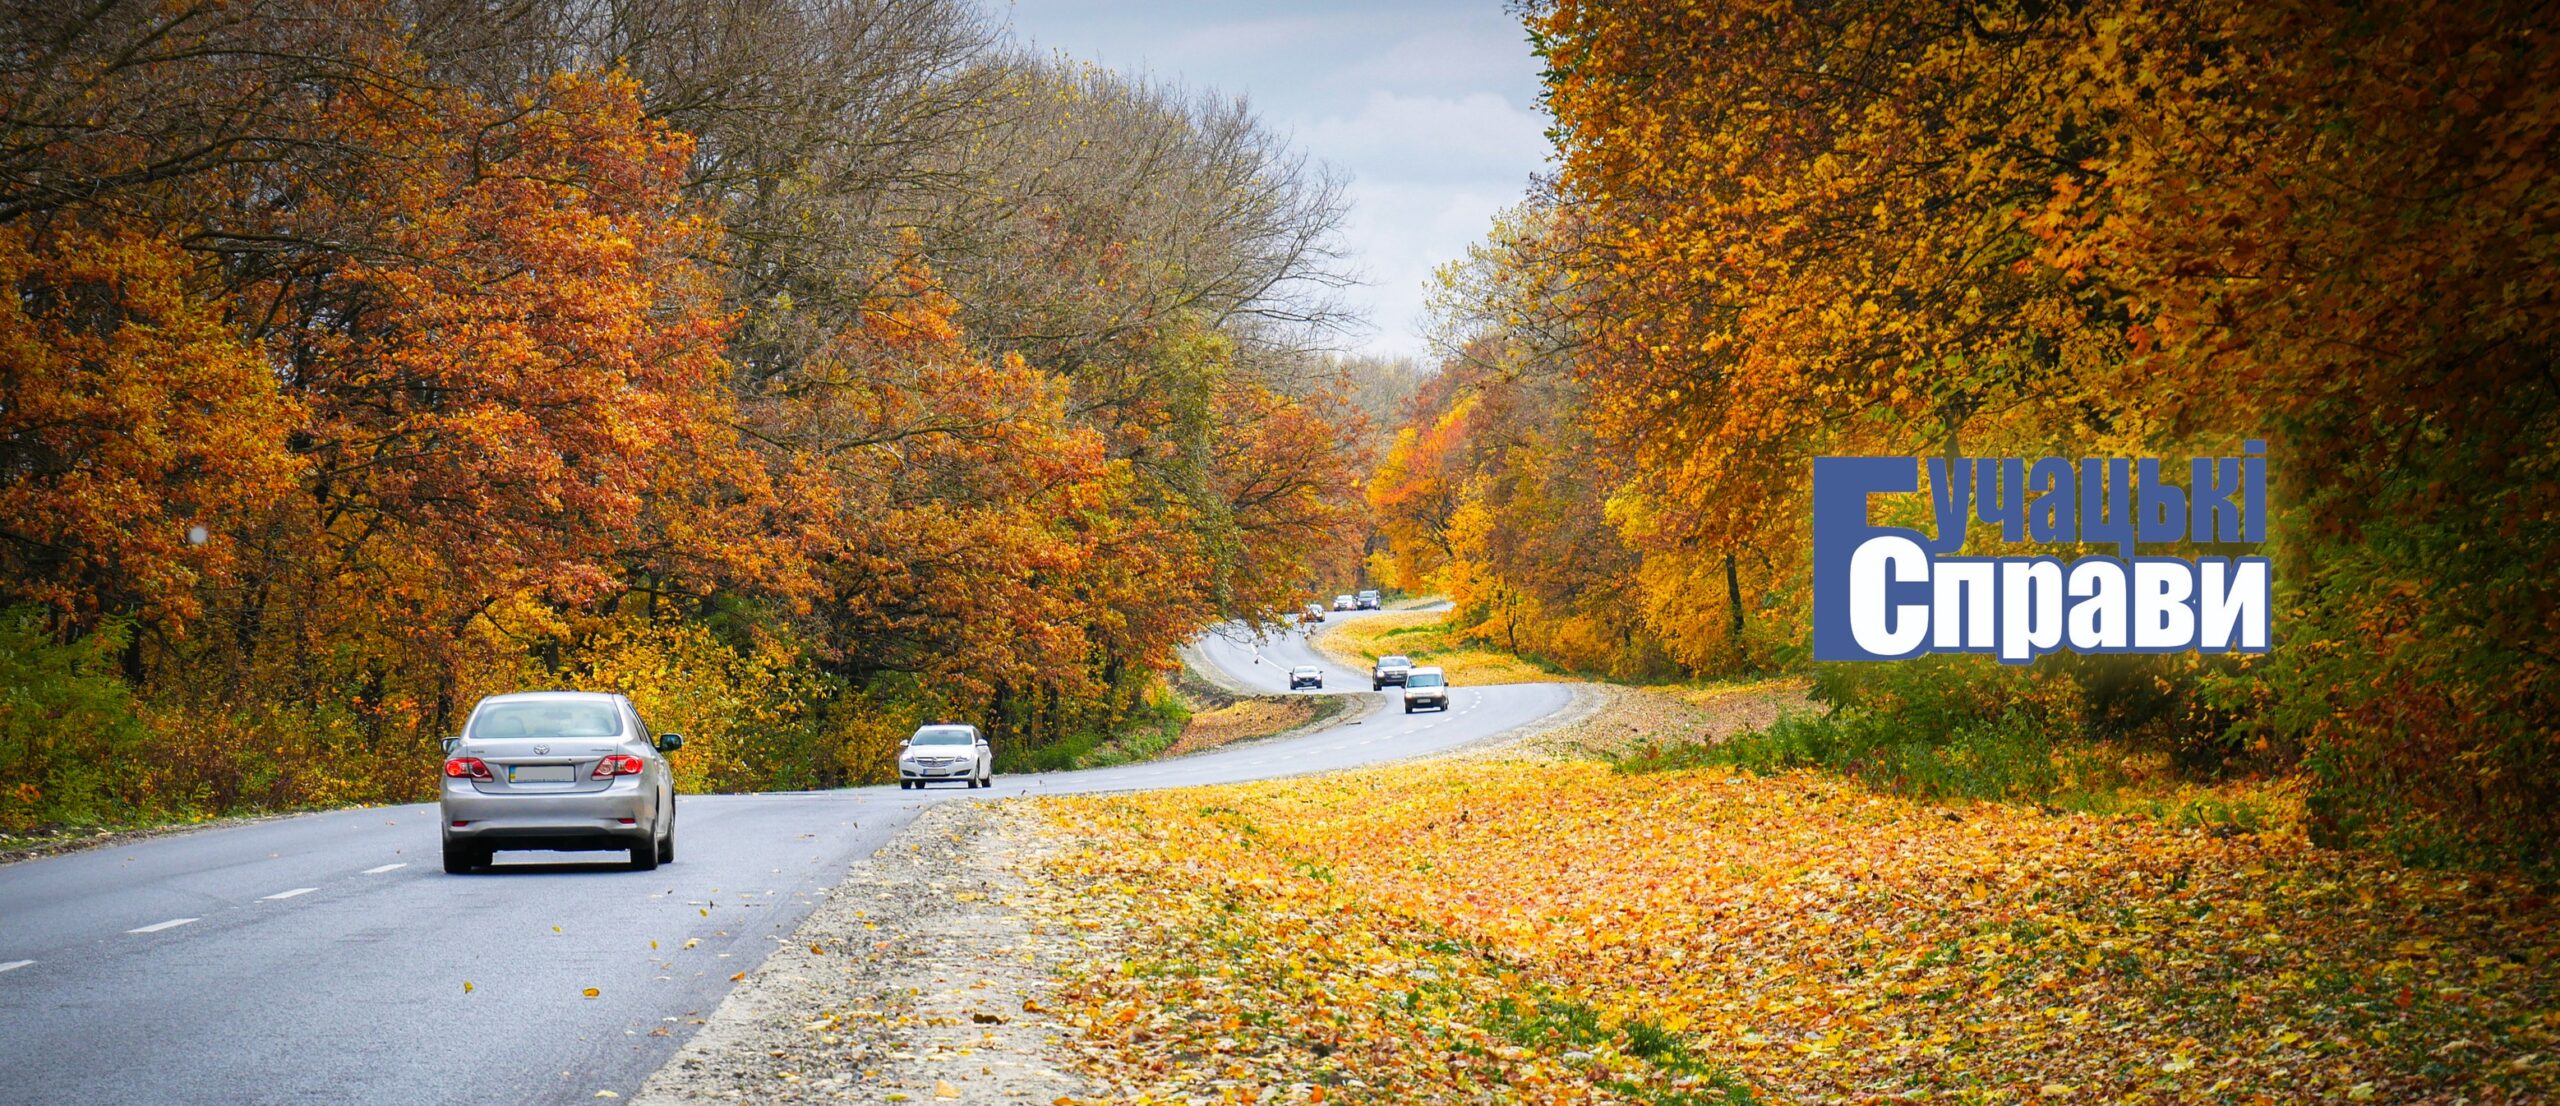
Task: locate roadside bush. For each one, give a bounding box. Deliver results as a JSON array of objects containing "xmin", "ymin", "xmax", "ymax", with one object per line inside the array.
[
  {"xmin": 564, "ymin": 617, "xmax": 836, "ymax": 794},
  {"xmin": 996, "ymin": 684, "xmax": 1188, "ymax": 774},
  {"xmin": 0, "ymin": 610, "xmax": 146, "ymax": 831},
  {"xmin": 151, "ymin": 698, "xmax": 430, "ymax": 816},
  {"xmin": 1618, "ymin": 705, "xmax": 2071, "ymax": 804},
  {"xmin": 1622, "ymin": 654, "xmax": 2283, "ymax": 828}
]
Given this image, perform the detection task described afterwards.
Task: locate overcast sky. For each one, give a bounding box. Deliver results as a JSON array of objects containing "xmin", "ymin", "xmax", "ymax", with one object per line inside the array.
[{"xmin": 995, "ymin": 0, "xmax": 1553, "ymax": 362}]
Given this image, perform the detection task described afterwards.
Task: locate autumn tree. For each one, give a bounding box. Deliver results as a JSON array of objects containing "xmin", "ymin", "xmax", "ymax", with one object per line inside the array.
[
  {"xmin": 0, "ymin": 222, "xmax": 299, "ymax": 635},
  {"xmin": 0, "ymin": 0, "xmax": 1377, "ymax": 821},
  {"xmin": 1418, "ymin": 0, "xmax": 2560, "ymax": 865}
]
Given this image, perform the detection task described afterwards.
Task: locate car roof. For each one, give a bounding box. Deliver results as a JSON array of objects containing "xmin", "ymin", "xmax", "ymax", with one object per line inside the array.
[
  {"xmin": 1292, "ymin": 664, "xmax": 1321, "ymax": 670},
  {"xmin": 1408, "ymin": 665, "xmax": 1445, "ymax": 675},
  {"xmin": 476, "ymin": 690, "xmax": 621, "ymax": 704}
]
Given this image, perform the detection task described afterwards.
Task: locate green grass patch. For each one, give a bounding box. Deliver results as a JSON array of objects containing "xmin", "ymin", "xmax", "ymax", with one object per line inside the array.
[
  {"xmin": 1615, "ymin": 706, "xmax": 2282, "ymax": 831},
  {"xmin": 1483, "ymin": 991, "xmax": 1759, "ymax": 1106}
]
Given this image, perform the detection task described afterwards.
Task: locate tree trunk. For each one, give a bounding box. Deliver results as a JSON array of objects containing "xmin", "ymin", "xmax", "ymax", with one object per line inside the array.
[{"xmin": 1724, "ymin": 550, "xmax": 1745, "ymax": 644}]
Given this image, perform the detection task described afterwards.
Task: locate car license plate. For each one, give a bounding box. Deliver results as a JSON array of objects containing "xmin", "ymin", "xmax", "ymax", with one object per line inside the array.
[{"xmin": 509, "ymin": 765, "xmax": 574, "ymax": 784}]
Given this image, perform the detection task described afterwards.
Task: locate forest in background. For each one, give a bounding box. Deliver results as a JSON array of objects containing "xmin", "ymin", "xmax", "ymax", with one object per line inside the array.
[
  {"xmin": 1368, "ymin": 0, "xmax": 2559, "ymax": 872},
  {"xmin": 0, "ymin": 0, "xmax": 1409, "ymax": 830}
]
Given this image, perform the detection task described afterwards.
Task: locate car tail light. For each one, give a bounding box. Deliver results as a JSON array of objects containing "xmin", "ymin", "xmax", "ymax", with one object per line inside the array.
[
  {"xmin": 444, "ymin": 757, "xmax": 493, "ymax": 780},
  {"xmin": 592, "ymin": 755, "xmax": 645, "ymax": 779}
]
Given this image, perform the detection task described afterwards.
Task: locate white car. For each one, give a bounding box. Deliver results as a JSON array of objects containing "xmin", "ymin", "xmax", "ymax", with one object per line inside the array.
[
  {"xmin": 898, "ymin": 724, "xmax": 993, "ymax": 789},
  {"xmin": 1402, "ymin": 667, "xmax": 1450, "ymax": 712}
]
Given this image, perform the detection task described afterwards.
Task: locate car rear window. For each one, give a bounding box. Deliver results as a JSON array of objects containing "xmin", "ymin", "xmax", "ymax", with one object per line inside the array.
[
  {"xmin": 471, "ymin": 702, "xmax": 622, "ymax": 739},
  {"xmin": 1407, "ymin": 673, "xmax": 1444, "ymax": 687}
]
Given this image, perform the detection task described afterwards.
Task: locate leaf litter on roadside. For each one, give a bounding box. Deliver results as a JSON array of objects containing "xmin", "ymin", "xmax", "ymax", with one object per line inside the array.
[{"xmin": 1033, "ymin": 759, "xmax": 2560, "ymax": 1103}]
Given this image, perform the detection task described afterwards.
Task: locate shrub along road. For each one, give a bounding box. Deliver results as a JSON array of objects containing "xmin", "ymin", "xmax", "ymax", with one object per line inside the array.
[{"xmin": 0, "ymin": 610, "xmax": 1571, "ymax": 1106}]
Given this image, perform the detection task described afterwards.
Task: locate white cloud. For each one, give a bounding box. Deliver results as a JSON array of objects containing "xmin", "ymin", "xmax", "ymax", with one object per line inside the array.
[
  {"xmin": 1337, "ymin": 179, "xmax": 1521, "ymax": 357},
  {"xmin": 999, "ymin": 0, "xmax": 1552, "ymax": 359},
  {"xmin": 1294, "ymin": 91, "xmax": 1550, "ymax": 185}
]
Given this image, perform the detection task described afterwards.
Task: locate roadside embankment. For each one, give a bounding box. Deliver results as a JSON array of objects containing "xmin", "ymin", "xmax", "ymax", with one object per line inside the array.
[{"xmin": 1027, "ymin": 684, "xmax": 2560, "ymax": 1104}]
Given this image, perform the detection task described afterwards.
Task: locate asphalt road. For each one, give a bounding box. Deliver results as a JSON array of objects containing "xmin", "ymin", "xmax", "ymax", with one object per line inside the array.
[{"xmin": 0, "ymin": 609, "xmax": 1569, "ymax": 1106}]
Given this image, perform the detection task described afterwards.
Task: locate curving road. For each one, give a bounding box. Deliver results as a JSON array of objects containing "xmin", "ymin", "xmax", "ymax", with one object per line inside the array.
[{"xmin": 0, "ymin": 610, "xmax": 1570, "ymax": 1106}]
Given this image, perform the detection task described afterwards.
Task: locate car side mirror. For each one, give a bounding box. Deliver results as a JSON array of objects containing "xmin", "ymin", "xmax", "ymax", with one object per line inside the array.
[
  {"xmin": 656, "ymin": 732, "xmax": 683, "ymax": 752},
  {"xmin": 441, "ymin": 736, "xmax": 460, "ymax": 755}
]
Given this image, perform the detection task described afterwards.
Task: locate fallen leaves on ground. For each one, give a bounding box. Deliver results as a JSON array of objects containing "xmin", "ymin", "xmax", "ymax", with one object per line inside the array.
[
  {"xmin": 1037, "ymin": 759, "xmax": 2559, "ymax": 1103},
  {"xmin": 1169, "ymin": 697, "xmax": 1329, "ymax": 758}
]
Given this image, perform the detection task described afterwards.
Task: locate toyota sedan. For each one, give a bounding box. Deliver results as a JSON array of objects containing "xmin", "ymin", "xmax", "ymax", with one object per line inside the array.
[{"xmin": 441, "ymin": 691, "xmax": 681, "ymax": 874}]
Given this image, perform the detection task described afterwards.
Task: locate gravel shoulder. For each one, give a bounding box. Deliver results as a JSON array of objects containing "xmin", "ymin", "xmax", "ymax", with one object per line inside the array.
[{"xmin": 633, "ymin": 800, "xmax": 1108, "ymax": 1105}]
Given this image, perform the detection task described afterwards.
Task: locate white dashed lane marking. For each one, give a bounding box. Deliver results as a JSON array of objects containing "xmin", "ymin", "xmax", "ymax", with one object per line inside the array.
[
  {"xmin": 261, "ymin": 888, "xmax": 316, "ymax": 901},
  {"xmin": 362, "ymin": 863, "xmax": 406, "ymax": 875},
  {"xmin": 0, "ymin": 960, "xmax": 32, "ymax": 974},
  {"xmin": 128, "ymin": 918, "xmax": 197, "ymax": 934}
]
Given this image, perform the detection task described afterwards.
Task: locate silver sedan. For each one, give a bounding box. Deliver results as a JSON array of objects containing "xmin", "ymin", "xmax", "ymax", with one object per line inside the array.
[{"xmin": 440, "ymin": 691, "xmax": 682, "ymax": 873}]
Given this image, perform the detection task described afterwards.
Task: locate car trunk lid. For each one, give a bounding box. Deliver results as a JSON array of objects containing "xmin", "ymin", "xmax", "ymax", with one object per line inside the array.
[{"xmin": 462, "ymin": 739, "xmax": 625, "ymax": 793}]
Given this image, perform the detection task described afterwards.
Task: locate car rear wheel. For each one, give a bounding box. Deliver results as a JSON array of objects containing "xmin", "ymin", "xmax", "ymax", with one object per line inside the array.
[
  {"xmin": 442, "ymin": 840, "xmax": 485, "ymax": 874},
  {"xmin": 627, "ymin": 834, "xmax": 660, "ymax": 871},
  {"xmin": 657, "ymin": 825, "xmax": 675, "ymax": 864}
]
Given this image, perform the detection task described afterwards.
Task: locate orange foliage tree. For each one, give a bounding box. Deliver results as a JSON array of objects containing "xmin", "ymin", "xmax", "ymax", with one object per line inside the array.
[
  {"xmin": 0, "ymin": 5, "xmax": 1378, "ymax": 825},
  {"xmin": 1357, "ymin": 0, "xmax": 2560, "ymax": 866}
]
